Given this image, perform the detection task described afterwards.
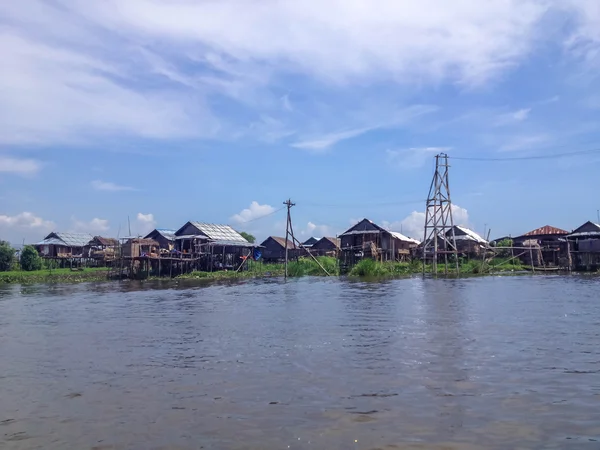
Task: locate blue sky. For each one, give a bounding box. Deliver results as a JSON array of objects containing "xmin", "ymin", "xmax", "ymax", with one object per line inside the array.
[{"xmin": 1, "ymin": 0, "xmax": 600, "ymax": 245}]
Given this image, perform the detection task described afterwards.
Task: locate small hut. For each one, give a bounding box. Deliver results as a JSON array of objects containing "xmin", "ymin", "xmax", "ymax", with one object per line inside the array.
[
  {"xmin": 122, "ymin": 238, "xmax": 159, "ymax": 258},
  {"xmin": 87, "ymin": 236, "xmax": 119, "ymax": 261},
  {"xmin": 514, "ymin": 225, "xmax": 569, "ymax": 267},
  {"xmin": 35, "ymin": 232, "xmax": 94, "ymax": 258},
  {"xmin": 311, "ymin": 237, "xmax": 340, "ymax": 257},
  {"xmin": 445, "ymin": 226, "xmax": 487, "ymax": 257},
  {"xmin": 144, "ymin": 229, "xmax": 176, "ymax": 253},
  {"xmin": 567, "ymin": 221, "xmax": 600, "ymax": 270},
  {"xmin": 260, "ymin": 236, "xmax": 297, "ymax": 262}
]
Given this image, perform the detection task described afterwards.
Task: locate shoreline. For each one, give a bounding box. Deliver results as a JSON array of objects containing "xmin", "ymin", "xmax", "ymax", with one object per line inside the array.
[{"xmin": 0, "ymin": 262, "xmax": 591, "ymax": 286}]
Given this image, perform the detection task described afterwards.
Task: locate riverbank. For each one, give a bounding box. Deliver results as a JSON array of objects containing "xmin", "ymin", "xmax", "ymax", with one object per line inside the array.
[
  {"xmin": 0, "ymin": 267, "xmax": 110, "ymax": 284},
  {"xmin": 0, "ymin": 256, "xmax": 564, "ymax": 285}
]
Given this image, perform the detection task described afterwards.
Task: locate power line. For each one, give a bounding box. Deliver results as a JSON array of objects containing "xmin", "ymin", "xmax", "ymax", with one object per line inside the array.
[
  {"xmin": 451, "ymin": 147, "xmax": 600, "ymax": 162},
  {"xmin": 301, "ymin": 199, "xmax": 424, "ymax": 208},
  {"xmin": 235, "ymin": 206, "xmax": 285, "ymax": 224}
]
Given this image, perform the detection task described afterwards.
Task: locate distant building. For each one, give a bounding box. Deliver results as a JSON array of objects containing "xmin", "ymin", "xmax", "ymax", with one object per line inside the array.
[
  {"xmin": 144, "ymin": 228, "xmax": 176, "ymax": 252},
  {"xmin": 567, "ymin": 221, "xmax": 600, "ymax": 270},
  {"xmin": 339, "ymin": 218, "xmax": 419, "ymax": 266},
  {"xmin": 87, "ymin": 236, "xmax": 119, "ymax": 261},
  {"xmin": 445, "ymin": 225, "xmax": 488, "ymax": 256},
  {"xmin": 310, "ymin": 237, "xmax": 340, "ymax": 256},
  {"xmin": 121, "ymin": 238, "xmax": 159, "ymax": 258},
  {"xmin": 174, "ymin": 221, "xmax": 251, "ymax": 256},
  {"xmin": 514, "ymin": 225, "xmax": 569, "ymax": 267},
  {"xmin": 35, "ymin": 232, "xmax": 94, "ymax": 258},
  {"xmin": 260, "ymin": 236, "xmax": 297, "ymax": 262},
  {"xmin": 302, "ymin": 237, "xmax": 318, "ymax": 248}
]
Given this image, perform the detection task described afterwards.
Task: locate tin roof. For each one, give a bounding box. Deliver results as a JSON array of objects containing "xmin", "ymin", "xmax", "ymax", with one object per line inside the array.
[
  {"xmin": 145, "ymin": 228, "xmax": 176, "ymax": 241},
  {"xmin": 267, "ymin": 236, "xmax": 296, "ymax": 249},
  {"xmin": 189, "ymin": 222, "xmax": 249, "ymax": 244},
  {"xmin": 450, "ymin": 226, "xmax": 487, "ymax": 244},
  {"xmin": 41, "ymin": 232, "xmax": 94, "ymax": 247},
  {"xmin": 91, "ymin": 236, "xmax": 118, "ymax": 247},
  {"xmin": 314, "ymin": 237, "xmax": 341, "ymax": 248},
  {"xmin": 522, "ymin": 225, "xmax": 569, "ymax": 237},
  {"xmin": 567, "ymin": 221, "xmax": 600, "ymax": 238},
  {"xmin": 389, "ymin": 231, "xmax": 421, "ymax": 245}
]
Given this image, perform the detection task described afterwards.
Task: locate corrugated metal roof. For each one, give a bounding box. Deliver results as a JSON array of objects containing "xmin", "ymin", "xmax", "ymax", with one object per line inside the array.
[
  {"xmin": 43, "ymin": 232, "xmax": 94, "ymax": 247},
  {"xmin": 91, "ymin": 236, "xmax": 118, "ymax": 247},
  {"xmin": 34, "ymin": 238, "xmax": 65, "ymax": 246},
  {"xmin": 269, "ymin": 236, "xmax": 296, "ymax": 249},
  {"xmin": 315, "ymin": 237, "xmax": 341, "ymax": 248},
  {"xmin": 209, "ymin": 240, "xmax": 257, "ymax": 248},
  {"xmin": 153, "ymin": 229, "xmax": 176, "ymax": 240},
  {"xmin": 451, "ymin": 226, "xmax": 487, "ymax": 244},
  {"xmin": 522, "ymin": 225, "xmax": 569, "ymax": 236},
  {"xmin": 389, "ymin": 231, "xmax": 421, "ymax": 245},
  {"xmin": 189, "ymin": 222, "xmax": 249, "ymax": 244}
]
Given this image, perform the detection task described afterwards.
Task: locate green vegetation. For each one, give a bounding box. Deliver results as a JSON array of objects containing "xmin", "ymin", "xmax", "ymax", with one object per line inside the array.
[
  {"xmin": 0, "ymin": 240, "xmax": 15, "ymax": 272},
  {"xmin": 0, "ymin": 267, "xmax": 109, "ymax": 284},
  {"xmin": 20, "ymin": 246, "xmax": 42, "ymax": 271},
  {"xmin": 178, "ymin": 257, "xmax": 339, "ymax": 280},
  {"xmin": 239, "ymin": 232, "xmax": 256, "ymax": 243}
]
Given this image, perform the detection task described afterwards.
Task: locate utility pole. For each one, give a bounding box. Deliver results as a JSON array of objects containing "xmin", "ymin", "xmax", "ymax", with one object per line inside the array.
[
  {"xmin": 422, "ymin": 153, "xmax": 459, "ymax": 275},
  {"xmin": 283, "ymin": 199, "xmax": 296, "ymax": 279}
]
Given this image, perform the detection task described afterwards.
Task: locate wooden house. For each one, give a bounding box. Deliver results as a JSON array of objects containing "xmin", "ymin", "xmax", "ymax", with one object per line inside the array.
[
  {"xmin": 87, "ymin": 236, "xmax": 119, "ymax": 261},
  {"xmin": 35, "ymin": 232, "xmax": 94, "ymax": 258},
  {"xmin": 339, "ymin": 219, "xmax": 419, "ymax": 266},
  {"xmin": 173, "ymin": 221, "xmax": 254, "ymax": 270},
  {"xmin": 260, "ymin": 236, "xmax": 297, "ymax": 262},
  {"xmin": 302, "ymin": 237, "xmax": 318, "ymax": 248},
  {"xmin": 567, "ymin": 221, "xmax": 600, "ymax": 270},
  {"xmin": 310, "ymin": 237, "xmax": 340, "ymax": 257},
  {"xmin": 121, "ymin": 238, "xmax": 159, "ymax": 258},
  {"xmin": 514, "ymin": 225, "xmax": 569, "ymax": 267},
  {"xmin": 144, "ymin": 228, "xmax": 176, "ymax": 252},
  {"xmin": 445, "ymin": 226, "xmax": 488, "ymax": 256}
]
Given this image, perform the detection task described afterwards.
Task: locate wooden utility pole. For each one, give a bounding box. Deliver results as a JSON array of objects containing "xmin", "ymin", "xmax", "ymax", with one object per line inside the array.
[
  {"xmin": 422, "ymin": 153, "xmax": 459, "ymax": 275},
  {"xmin": 284, "ymin": 199, "xmax": 295, "ymax": 279}
]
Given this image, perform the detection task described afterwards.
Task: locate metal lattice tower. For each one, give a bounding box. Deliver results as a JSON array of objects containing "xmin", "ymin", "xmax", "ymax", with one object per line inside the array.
[{"xmin": 422, "ymin": 153, "xmax": 459, "ymax": 275}]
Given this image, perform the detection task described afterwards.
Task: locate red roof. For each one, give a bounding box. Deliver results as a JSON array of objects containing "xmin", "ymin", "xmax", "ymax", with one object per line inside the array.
[{"xmin": 523, "ymin": 225, "xmax": 568, "ymax": 236}]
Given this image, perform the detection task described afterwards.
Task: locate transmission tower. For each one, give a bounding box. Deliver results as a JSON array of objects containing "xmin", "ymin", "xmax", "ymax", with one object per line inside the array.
[{"xmin": 422, "ymin": 153, "xmax": 459, "ymax": 275}]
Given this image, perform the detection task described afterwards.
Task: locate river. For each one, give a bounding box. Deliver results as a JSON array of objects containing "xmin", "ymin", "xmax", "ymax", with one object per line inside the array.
[{"xmin": 1, "ymin": 276, "xmax": 599, "ymax": 449}]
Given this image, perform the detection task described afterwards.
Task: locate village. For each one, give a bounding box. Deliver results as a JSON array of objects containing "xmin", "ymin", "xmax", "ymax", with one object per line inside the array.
[{"xmin": 26, "ymin": 215, "xmax": 600, "ymax": 278}]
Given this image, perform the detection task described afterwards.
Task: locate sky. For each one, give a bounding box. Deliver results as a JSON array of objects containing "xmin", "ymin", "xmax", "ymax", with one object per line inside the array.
[{"xmin": 2, "ymin": 0, "xmax": 600, "ymax": 246}]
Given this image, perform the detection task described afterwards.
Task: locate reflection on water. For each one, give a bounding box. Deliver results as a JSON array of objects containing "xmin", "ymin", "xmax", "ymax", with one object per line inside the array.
[{"xmin": 1, "ymin": 276, "xmax": 600, "ymax": 449}]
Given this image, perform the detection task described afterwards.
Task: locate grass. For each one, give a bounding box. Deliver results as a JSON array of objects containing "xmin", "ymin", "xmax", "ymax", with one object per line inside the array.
[
  {"xmin": 177, "ymin": 257, "xmax": 339, "ymax": 280},
  {"xmin": 0, "ymin": 267, "xmax": 109, "ymax": 284},
  {"xmin": 0, "ymin": 256, "xmax": 531, "ymax": 285}
]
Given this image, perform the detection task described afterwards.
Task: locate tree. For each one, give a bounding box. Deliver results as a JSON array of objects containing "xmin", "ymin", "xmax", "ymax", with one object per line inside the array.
[
  {"xmin": 20, "ymin": 245, "xmax": 42, "ymax": 271},
  {"xmin": 0, "ymin": 240, "xmax": 14, "ymax": 272},
  {"xmin": 495, "ymin": 238, "xmax": 513, "ymax": 258},
  {"xmin": 240, "ymin": 232, "xmax": 256, "ymax": 243}
]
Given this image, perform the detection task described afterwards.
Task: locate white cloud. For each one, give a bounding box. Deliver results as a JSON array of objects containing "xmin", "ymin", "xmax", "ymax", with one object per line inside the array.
[
  {"xmin": 291, "ymin": 127, "xmax": 372, "ymax": 151},
  {"xmin": 291, "ymin": 105, "xmax": 437, "ymax": 151},
  {"xmin": 0, "ymin": 156, "xmax": 42, "ymax": 176},
  {"xmin": 494, "ymin": 107, "xmax": 531, "ymax": 126},
  {"xmin": 136, "ymin": 213, "xmax": 157, "ymax": 236},
  {"xmin": 386, "ymin": 147, "xmax": 448, "ymax": 170},
  {"xmin": 0, "ymin": 212, "xmax": 55, "ymax": 244},
  {"xmin": 91, "ymin": 180, "xmax": 137, "ymax": 192},
  {"xmin": 299, "ymin": 221, "xmax": 335, "ymax": 238},
  {"xmin": 71, "ymin": 0, "xmax": 548, "ymax": 86},
  {"xmin": 512, "ymin": 108, "xmax": 531, "ymax": 121},
  {"xmin": 231, "ymin": 201, "xmax": 276, "ymax": 224},
  {"xmin": 72, "ymin": 217, "xmax": 110, "ymax": 233},
  {"xmin": 499, "ymin": 134, "xmax": 550, "ymax": 152},
  {"xmin": 384, "ymin": 204, "xmax": 470, "ymax": 240}
]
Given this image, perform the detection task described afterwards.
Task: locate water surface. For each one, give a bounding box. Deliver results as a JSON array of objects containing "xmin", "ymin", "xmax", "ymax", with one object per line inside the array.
[{"xmin": 1, "ymin": 276, "xmax": 599, "ymax": 449}]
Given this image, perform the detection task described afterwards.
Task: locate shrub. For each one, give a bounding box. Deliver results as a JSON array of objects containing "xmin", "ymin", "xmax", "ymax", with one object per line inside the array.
[
  {"xmin": 20, "ymin": 246, "xmax": 43, "ymax": 271},
  {"xmin": 0, "ymin": 241, "xmax": 14, "ymax": 272}
]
